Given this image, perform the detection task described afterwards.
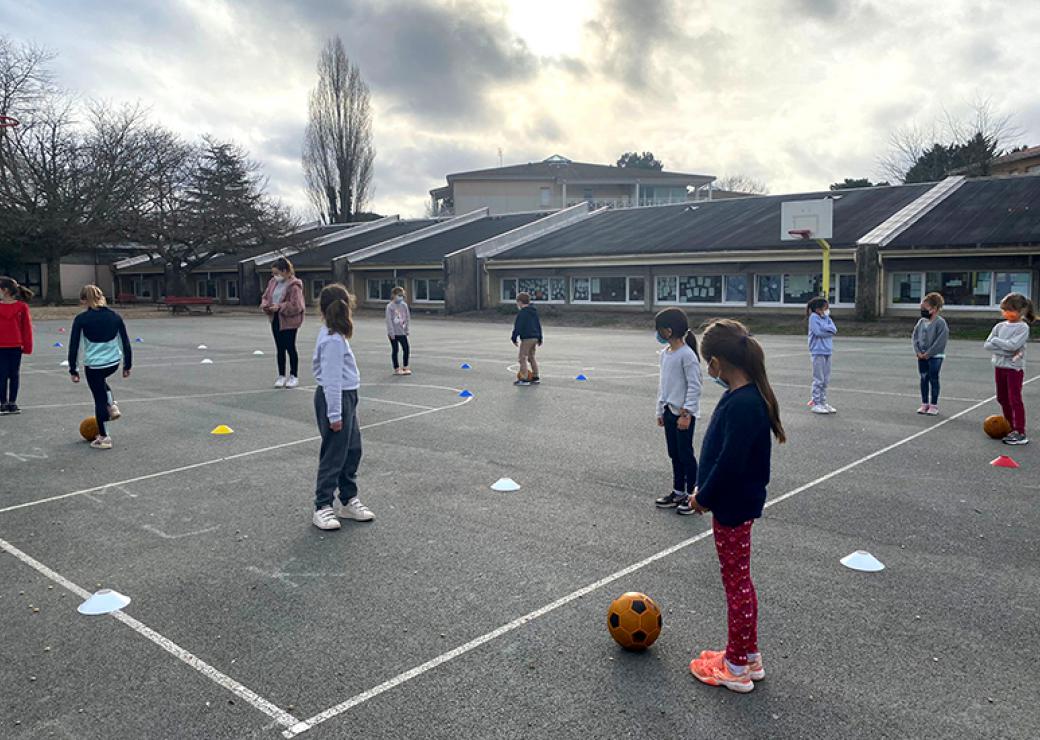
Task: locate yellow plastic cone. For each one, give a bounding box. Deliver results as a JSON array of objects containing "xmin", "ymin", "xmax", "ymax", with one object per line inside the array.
[{"xmin": 210, "ymin": 425, "xmax": 234, "ymax": 435}]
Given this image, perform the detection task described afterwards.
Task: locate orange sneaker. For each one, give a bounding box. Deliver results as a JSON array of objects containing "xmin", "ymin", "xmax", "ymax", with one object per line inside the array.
[
  {"xmin": 697, "ymin": 649, "xmax": 764, "ymax": 680},
  {"xmin": 689, "ymin": 651, "xmax": 755, "ymax": 693}
]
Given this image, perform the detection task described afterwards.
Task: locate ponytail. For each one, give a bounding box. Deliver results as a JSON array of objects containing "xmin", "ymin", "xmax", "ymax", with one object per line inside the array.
[
  {"xmin": 700, "ymin": 318, "xmax": 786, "ymax": 443},
  {"xmin": 319, "ymin": 283, "xmax": 355, "ymax": 338},
  {"xmin": 0, "ymin": 276, "xmax": 33, "ymax": 302},
  {"xmin": 1000, "ymin": 292, "xmax": 1037, "ymax": 324},
  {"xmin": 654, "ymin": 306, "xmax": 699, "ymax": 360}
]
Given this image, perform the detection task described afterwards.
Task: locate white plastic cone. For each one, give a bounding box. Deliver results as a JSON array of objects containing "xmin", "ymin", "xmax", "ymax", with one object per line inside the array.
[
  {"xmin": 200, "ymin": 358, "xmax": 214, "ymax": 364},
  {"xmin": 840, "ymin": 550, "xmax": 885, "ymax": 572},
  {"xmin": 491, "ymin": 478, "xmax": 520, "ymax": 492},
  {"xmin": 197, "ymin": 344, "xmax": 207, "ymax": 350},
  {"xmin": 59, "ymin": 360, "xmax": 69, "ymax": 367},
  {"xmin": 78, "ymin": 588, "xmax": 131, "ymax": 615},
  {"xmin": 253, "ymin": 350, "xmax": 264, "ymax": 355}
]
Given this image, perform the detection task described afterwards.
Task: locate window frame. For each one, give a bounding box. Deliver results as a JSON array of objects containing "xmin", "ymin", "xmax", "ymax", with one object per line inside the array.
[
  {"xmin": 654, "ymin": 273, "xmax": 749, "ymax": 306},
  {"xmin": 499, "ymin": 277, "xmax": 566, "ymax": 304},
  {"xmin": 225, "ymin": 279, "xmax": 238, "ymax": 301},
  {"xmin": 754, "ymin": 272, "xmax": 857, "ymax": 307},
  {"xmin": 888, "ymin": 270, "xmax": 1033, "ymax": 311},
  {"xmin": 311, "ymin": 279, "xmax": 327, "ymax": 302},
  {"xmin": 366, "ymin": 278, "xmax": 404, "ymax": 302},
  {"xmin": 413, "ymin": 277, "xmax": 446, "ymax": 303},
  {"xmin": 570, "ymin": 276, "xmax": 646, "ymax": 305},
  {"xmin": 195, "ymin": 278, "xmax": 217, "ymax": 299}
]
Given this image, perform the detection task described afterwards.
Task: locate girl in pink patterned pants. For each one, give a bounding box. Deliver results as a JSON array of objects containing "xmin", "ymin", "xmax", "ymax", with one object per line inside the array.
[{"xmin": 686, "ymin": 319, "xmax": 786, "ymax": 693}]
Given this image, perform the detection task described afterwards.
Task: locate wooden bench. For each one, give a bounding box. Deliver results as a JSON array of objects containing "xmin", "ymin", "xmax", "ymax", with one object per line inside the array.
[{"xmin": 162, "ymin": 296, "xmax": 215, "ymax": 314}]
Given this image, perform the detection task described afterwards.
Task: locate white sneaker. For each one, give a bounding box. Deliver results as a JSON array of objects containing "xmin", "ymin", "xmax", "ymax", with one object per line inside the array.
[
  {"xmin": 925, "ymin": 405, "xmax": 939, "ymax": 416},
  {"xmin": 810, "ymin": 404, "xmax": 830, "ymax": 415},
  {"xmin": 90, "ymin": 436, "xmax": 113, "ymax": 450},
  {"xmin": 312, "ymin": 506, "xmax": 341, "ymax": 530},
  {"xmin": 108, "ymin": 404, "xmax": 121, "ymax": 420},
  {"xmin": 274, "ymin": 376, "xmax": 286, "ymax": 388},
  {"xmin": 337, "ymin": 498, "xmax": 374, "ymax": 522},
  {"xmin": 824, "ymin": 404, "xmax": 837, "ymax": 414},
  {"xmin": 285, "ymin": 376, "xmax": 299, "ymax": 389},
  {"xmin": 916, "ymin": 403, "xmax": 929, "ymax": 414}
]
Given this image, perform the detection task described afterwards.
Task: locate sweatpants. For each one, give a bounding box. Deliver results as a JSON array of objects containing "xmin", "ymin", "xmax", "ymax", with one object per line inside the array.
[
  {"xmin": 518, "ymin": 339, "xmax": 539, "ymax": 380},
  {"xmin": 0, "ymin": 347, "xmax": 22, "ymax": 404},
  {"xmin": 85, "ymin": 365, "xmax": 118, "ymax": 437},
  {"xmin": 917, "ymin": 357, "xmax": 943, "ymax": 405},
  {"xmin": 713, "ymin": 518, "xmax": 758, "ymax": 667},
  {"xmin": 314, "ymin": 387, "xmax": 362, "ymax": 510},
  {"xmin": 390, "ymin": 335, "xmax": 410, "ymax": 369},
  {"xmin": 811, "ymin": 354, "xmax": 831, "ymax": 406},
  {"xmin": 271, "ymin": 315, "xmax": 299, "ymax": 377},
  {"xmin": 662, "ymin": 407, "xmax": 697, "ymax": 495},
  {"xmin": 995, "ymin": 367, "xmax": 1026, "ymax": 434}
]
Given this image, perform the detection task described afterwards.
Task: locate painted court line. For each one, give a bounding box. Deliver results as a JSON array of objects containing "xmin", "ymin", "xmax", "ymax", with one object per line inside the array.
[
  {"xmin": 770, "ymin": 381, "xmax": 979, "ymax": 403},
  {"xmin": 0, "ymin": 535, "xmax": 300, "ymax": 730},
  {"xmin": 0, "ymin": 396, "xmax": 473, "ymax": 516},
  {"xmin": 282, "ymin": 374, "xmax": 1039, "ymax": 738}
]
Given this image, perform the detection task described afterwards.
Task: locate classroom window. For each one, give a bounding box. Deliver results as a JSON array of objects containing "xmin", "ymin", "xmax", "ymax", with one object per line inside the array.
[
  {"xmin": 756, "ymin": 273, "xmax": 853, "ymax": 306},
  {"xmin": 130, "ymin": 278, "xmax": 153, "ymax": 299},
  {"xmin": 995, "ymin": 272, "xmax": 1032, "ymax": 299},
  {"xmin": 756, "ymin": 274, "xmax": 782, "ymax": 304},
  {"xmin": 656, "ymin": 276, "xmax": 677, "ymax": 302},
  {"xmin": 367, "ymin": 278, "xmax": 403, "ymax": 301},
  {"xmin": 572, "ymin": 276, "xmax": 644, "ymax": 304},
  {"xmin": 725, "ymin": 275, "xmax": 748, "ymax": 304},
  {"xmin": 838, "ymin": 274, "xmax": 856, "ymax": 305},
  {"xmin": 414, "ymin": 278, "xmax": 445, "ymax": 302},
  {"xmin": 628, "ymin": 277, "xmax": 645, "ymax": 303},
  {"xmin": 539, "ymin": 187, "xmax": 552, "ymax": 207},
  {"xmin": 311, "ymin": 279, "xmax": 327, "ymax": 301},
  {"xmin": 890, "ymin": 272, "xmax": 923, "ymax": 304},
  {"xmin": 225, "ymin": 279, "xmax": 238, "ymax": 300},
  {"xmin": 196, "ymin": 279, "xmax": 217, "ymax": 298},
  {"xmin": 890, "ymin": 270, "xmax": 1031, "ymax": 308},
  {"xmin": 656, "ymin": 274, "xmax": 749, "ymax": 305},
  {"xmin": 500, "ymin": 277, "xmax": 565, "ymax": 303}
]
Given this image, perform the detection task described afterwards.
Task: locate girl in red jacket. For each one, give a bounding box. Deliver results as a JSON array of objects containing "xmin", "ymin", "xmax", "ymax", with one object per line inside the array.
[
  {"xmin": 260, "ymin": 257, "xmax": 306, "ymax": 388},
  {"xmin": 0, "ymin": 276, "xmax": 34, "ymax": 415}
]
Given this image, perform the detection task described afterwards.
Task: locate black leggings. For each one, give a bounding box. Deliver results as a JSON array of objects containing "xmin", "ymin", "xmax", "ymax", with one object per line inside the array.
[
  {"xmin": 0, "ymin": 348, "xmax": 22, "ymax": 404},
  {"xmin": 271, "ymin": 315, "xmax": 299, "ymax": 377},
  {"xmin": 663, "ymin": 407, "xmax": 698, "ymax": 495},
  {"xmin": 85, "ymin": 365, "xmax": 118, "ymax": 437},
  {"xmin": 390, "ymin": 335, "xmax": 410, "ymax": 369}
]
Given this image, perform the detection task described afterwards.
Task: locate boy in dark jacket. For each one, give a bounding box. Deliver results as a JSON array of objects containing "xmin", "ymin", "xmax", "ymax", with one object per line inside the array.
[{"xmin": 510, "ymin": 292, "xmax": 543, "ymax": 385}]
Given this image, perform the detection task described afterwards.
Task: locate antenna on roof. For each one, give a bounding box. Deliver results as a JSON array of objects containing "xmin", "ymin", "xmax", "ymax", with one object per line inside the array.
[{"xmin": 498, "ymin": 147, "xmax": 503, "ymax": 167}]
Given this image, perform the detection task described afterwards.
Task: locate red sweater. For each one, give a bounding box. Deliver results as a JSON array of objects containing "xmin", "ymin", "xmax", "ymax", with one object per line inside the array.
[{"xmin": 0, "ymin": 300, "xmax": 33, "ymax": 354}]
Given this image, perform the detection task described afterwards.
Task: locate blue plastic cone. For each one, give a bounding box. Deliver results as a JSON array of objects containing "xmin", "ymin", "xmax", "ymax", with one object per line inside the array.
[
  {"xmin": 134, "ymin": 337, "xmax": 143, "ymax": 343},
  {"xmin": 458, "ymin": 389, "xmax": 473, "ymax": 398},
  {"xmin": 53, "ymin": 341, "xmax": 63, "ymax": 348},
  {"xmin": 575, "ymin": 374, "xmax": 588, "ymax": 381},
  {"xmin": 460, "ymin": 363, "xmax": 471, "ymax": 370}
]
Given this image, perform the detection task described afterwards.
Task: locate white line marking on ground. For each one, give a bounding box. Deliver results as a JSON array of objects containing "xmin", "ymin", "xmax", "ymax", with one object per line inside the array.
[
  {"xmin": 0, "ymin": 535, "xmax": 300, "ymax": 729},
  {"xmin": 0, "ymin": 395, "xmax": 473, "ymax": 515},
  {"xmin": 770, "ymin": 381, "xmax": 980, "ymax": 403},
  {"xmin": 282, "ymin": 373, "xmax": 1040, "ymax": 738}
]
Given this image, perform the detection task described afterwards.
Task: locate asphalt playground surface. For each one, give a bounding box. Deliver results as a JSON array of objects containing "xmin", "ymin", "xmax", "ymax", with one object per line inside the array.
[{"xmin": 1, "ymin": 312, "xmax": 1037, "ymax": 739}]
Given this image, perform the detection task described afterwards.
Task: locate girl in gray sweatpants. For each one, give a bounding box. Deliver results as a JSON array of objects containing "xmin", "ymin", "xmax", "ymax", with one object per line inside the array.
[
  {"xmin": 807, "ymin": 297, "xmax": 837, "ymax": 414},
  {"xmin": 310, "ymin": 284, "xmax": 375, "ymax": 531}
]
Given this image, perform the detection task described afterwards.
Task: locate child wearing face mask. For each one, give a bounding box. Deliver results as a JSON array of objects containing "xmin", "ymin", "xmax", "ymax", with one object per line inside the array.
[
  {"xmin": 682, "ymin": 319, "xmax": 786, "ymax": 693},
  {"xmin": 653, "ymin": 308, "xmax": 703, "ymax": 510},
  {"xmin": 386, "ymin": 286, "xmax": 412, "ymax": 376},
  {"xmin": 806, "ymin": 296, "xmax": 837, "ymax": 414},
  {"xmin": 984, "ymin": 292, "xmax": 1035, "ymax": 445},
  {"xmin": 912, "ymin": 292, "xmax": 949, "ymax": 416}
]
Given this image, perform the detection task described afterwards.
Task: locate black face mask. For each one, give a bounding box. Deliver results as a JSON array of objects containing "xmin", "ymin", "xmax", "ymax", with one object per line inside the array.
[{"xmin": 920, "ymin": 309, "xmax": 932, "ymax": 318}]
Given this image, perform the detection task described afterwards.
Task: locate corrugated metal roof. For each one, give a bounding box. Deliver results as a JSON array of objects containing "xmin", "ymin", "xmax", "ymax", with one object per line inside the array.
[
  {"xmin": 353, "ymin": 212, "xmax": 552, "ymax": 266},
  {"xmin": 289, "ymin": 219, "xmax": 440, "ymax": 267},
  {"xmin": 445, "ymin": 159, "xmax": 712, "ymax": 184},
  {"xmin": 494, "ymin": 184, "xmax": 934, "ymax": 261},
  {"xmin": 886, "ymin": 175, "xmax": 1040, "ymax": 248}
]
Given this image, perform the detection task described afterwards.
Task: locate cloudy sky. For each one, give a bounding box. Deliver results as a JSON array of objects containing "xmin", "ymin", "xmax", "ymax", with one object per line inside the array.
[{"xmin": 3, "ymin": 0, "xmax": 1038, "ymax": 218}]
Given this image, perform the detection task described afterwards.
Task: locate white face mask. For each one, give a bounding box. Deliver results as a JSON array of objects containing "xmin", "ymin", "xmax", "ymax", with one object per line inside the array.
[
  {"xmin": 394, "ymin": 296, "xmax": 404, "ymax": 303},
  {"xmin": 273, "ymin": 275, "xmax": 286, "ymax": 283},
  {"xmin": 823, "ymin": 308, "xmax": 831, "ymax": 317}
]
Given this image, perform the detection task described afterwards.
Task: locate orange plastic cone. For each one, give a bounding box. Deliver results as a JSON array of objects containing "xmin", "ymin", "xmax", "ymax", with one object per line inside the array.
[{"xmin": 990, "ymin": 455, "xmax": 1019, "ymax": 469}]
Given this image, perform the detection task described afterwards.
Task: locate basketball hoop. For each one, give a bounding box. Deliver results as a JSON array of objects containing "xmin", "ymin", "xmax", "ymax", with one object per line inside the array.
[
  {"xmin": 788, "ymin": 228, "xmax": 813, "ymax": 240},
  {"xmin": 0, "ymin": 115, "xmax": 19, "ymax": 129}
]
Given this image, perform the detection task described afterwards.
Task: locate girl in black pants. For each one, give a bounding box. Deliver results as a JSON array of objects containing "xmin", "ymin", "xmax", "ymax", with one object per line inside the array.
[
  {"xmin": 0, "ymin": 276, "xmax": 34, "ymax": 415},
  {"xmin": 68, "ymin": 285, "xmax": 132, "ymax": 450},
  {"xmin": 260, "ymin": 257, "xmax": 306, "ymax": 388}
]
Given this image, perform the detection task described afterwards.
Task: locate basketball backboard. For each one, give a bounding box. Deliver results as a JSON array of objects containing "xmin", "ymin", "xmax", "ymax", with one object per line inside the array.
[{"xmin": 781, "ymin": 198, "xmax": 833, "ymax": 240}]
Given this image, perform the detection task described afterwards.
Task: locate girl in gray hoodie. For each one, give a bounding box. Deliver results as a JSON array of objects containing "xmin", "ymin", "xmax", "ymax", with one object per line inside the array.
[
  {"xmin": 983, "ymin": 292, "xmax": 1035, "ymax": 445},
  {"xmin": 912, "ymin": 292, "xmax": 949, "ymax": 415}
]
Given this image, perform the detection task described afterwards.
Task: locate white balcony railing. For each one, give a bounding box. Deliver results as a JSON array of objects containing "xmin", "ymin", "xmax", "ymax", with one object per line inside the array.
[{"xmin": 565, "ymin": 195, "xmax": 691, "ymax": 209}]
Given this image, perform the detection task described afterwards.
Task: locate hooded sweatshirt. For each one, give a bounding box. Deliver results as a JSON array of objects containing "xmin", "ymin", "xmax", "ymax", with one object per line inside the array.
[
  {"xmin": 261, "ymin": 276, "xmax": 306, "ymax": 330},
  {"xmin": 386, "ymin": 299, "xmax": 410, "ymax": 336}
]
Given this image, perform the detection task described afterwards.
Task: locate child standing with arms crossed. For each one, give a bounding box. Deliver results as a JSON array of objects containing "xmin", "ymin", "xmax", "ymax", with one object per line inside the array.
[
  {"xmin": 0, "ymin": 276, "xmax": 34, "ymax": 415},
  {"xmin": 653, "ymin": 308, "xmax": 703, "ymax": 510},
  {"xmin": 984, "ymin": 292, "xmax": 1035, "ymax": 446},
  {"xmin": 68, "ymin": 285, "xmax": 132, "ymax": 450},
  {"xmin": 386, "ymin": 286, "xmax": 412, "ymax": 375},
  {"xmin": 684, "ymin": 319, "xmax": 786, "ymax": 693},
  {"xmin": 311, "ymin": 284, "xmax": 374, "ymax": 530},
  {"xmin": 912, "ymin": 292, "xmax": 949, "ymax": 415},
  {"xmin": 807, "ymin": 296, "xmax": 837, "ymax": 414}
]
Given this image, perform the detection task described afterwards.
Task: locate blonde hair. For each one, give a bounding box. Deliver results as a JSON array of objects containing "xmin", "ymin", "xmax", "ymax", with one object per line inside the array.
[{"xmin": 80, "ymin": 284, "xmax": 107, "ymax": 309}]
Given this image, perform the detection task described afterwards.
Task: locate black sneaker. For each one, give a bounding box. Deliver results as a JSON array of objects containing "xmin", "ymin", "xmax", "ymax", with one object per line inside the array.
[
  {"xmin": 0, "ymin": 404, "xmax": 9, "ymax": 416},
  {"xmin": 513, "ymin": 379, "xmax": 531, "ymax": 386},
  {"xmin": 5, "ymin": 403, "xmax": 19, "ymax": 415},
  {"xmin": 676, "ymin": 499, "xmax": 699, "ymax": 515},
  {"xmin": 529, "ymin": 376, "xmax": 541, "ymax": 384},
  {"xmin": 1003, "ymin": 431, "xmax": 1030, "ymax": 445},
  {"xmin": 655, "ymin": 491, "xmax": 687, "ymax": 508}
]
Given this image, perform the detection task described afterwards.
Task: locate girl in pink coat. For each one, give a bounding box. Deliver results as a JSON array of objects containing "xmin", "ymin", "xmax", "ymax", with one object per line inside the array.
[{"xmin": 260, "ymin": 257, "xmax": 306, "ymax": 388}]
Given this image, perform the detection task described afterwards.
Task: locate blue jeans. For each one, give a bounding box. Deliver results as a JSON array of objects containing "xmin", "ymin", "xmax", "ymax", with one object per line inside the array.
[{"xmin": 918, "ymin": 357, "xmax": 943, "ymax": 405}]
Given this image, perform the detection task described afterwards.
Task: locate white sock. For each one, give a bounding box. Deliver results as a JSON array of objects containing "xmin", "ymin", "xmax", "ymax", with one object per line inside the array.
[
  {"xmin": 747, "ymin": 652, "xmax": 761, "ymax": 663},
  {"xmin": 725, "ymin": 658, "xmax": 748, "ymax": 675}
]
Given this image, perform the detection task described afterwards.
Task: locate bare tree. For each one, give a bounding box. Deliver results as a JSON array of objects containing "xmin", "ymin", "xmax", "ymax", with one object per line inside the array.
[
  {"xmin": 303, "ymin": 37, "xmax": 375, "ymax": 223},
  {"xmin": 713, "ymin": 174, "xmax": 769, "ymax": 194},
  {"xmin": 0, "ymin": 36, "xmax": 54, "ymax": 119}
]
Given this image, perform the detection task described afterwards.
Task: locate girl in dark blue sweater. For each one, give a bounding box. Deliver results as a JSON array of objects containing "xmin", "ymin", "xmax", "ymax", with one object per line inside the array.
[{"xmin": 685, "ymin": 319, "xmax": 786, "ymax": 693}]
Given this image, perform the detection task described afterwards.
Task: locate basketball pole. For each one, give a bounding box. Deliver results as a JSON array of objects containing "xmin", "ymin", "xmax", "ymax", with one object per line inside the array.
[{"xmin": 816, "ymin": 238, "xmax": 832, "ymax": 297}]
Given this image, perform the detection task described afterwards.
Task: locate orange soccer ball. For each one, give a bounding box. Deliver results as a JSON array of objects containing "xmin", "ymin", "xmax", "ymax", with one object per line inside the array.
[
  {"xmin": 983, "ymin": 415, "xmax": 1012, "ymax": 439},
  {"xmin": 606, "ymin": 592, "xmax": 662, "ymax": 651},
  {"xmin": 79, "ymin": 416, "xmax": 99, "ymax": 441}
]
